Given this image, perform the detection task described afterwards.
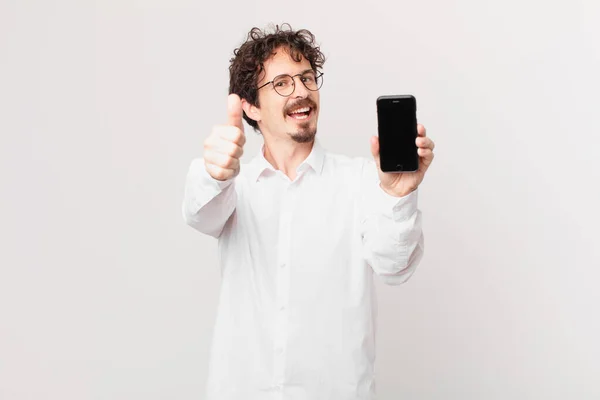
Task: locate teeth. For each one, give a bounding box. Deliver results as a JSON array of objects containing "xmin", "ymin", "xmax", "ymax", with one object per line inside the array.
[{"xmin": 289, "ymin": 107, "xmax": 310, "ymax": 114}]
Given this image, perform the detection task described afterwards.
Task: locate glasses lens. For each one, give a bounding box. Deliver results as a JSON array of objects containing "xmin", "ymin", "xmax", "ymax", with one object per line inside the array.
[
  {"xmin": 273, "ymin": 75, "xmax": 294, "ymax": 96},
  {"xmin": 301, "ymin": 71, "xmax": 321, "ymax": 91}
]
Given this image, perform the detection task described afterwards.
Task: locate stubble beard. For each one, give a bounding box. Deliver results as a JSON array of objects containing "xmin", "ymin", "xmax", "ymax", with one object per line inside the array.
[
  {"xmin": 289, "ymin": 122, "xmax": 317, "ymax": 143},
  {"xmin": 284, "ymin": 98, "xmax": 318, "ymax": 144}
]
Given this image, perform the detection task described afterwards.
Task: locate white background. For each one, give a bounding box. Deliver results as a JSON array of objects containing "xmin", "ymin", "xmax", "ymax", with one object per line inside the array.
[{"xmin": 1, "ymin": 0, "xmax": 599, "ymax": 398}]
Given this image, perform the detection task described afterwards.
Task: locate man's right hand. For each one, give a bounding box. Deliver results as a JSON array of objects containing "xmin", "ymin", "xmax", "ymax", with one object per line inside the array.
[{"xmin": 204, "ymin": 94, "xmax": 247, "ymax": 181}]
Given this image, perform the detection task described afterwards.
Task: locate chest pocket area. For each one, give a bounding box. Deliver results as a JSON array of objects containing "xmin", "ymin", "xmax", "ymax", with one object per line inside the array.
[
  {"xmin": 294, "ymin": 183, "xmax": 355, "ymax": 253},
  {"xmin": 245, "ymin": 185, "xmax": 282, "ymax": 224}
]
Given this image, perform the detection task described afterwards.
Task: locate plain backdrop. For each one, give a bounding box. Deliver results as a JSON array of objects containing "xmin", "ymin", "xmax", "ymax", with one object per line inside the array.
[{"xmin": 1, "ymin": 0, "xmax": 599, "ymax": 399}]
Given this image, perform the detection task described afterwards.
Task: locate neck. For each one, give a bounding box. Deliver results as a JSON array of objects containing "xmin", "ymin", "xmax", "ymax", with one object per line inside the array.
[{"xmin": 262, "ymin": 136, "xmax": 314, "ymax": 181}]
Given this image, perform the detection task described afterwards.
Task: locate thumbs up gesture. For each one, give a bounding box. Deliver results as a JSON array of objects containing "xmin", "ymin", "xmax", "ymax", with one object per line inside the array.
[{"xmin": 203, "ymin": 94, "xmax": 247, "ymax": 181}]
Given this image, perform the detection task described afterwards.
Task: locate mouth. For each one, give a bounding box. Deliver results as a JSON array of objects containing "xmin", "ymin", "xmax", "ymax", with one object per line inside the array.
[{"xmin": 286, "ymin": 106, "xmax": 314, "ymax": 121}]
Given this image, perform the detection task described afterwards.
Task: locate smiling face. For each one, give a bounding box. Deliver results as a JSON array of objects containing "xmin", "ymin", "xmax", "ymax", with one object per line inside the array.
[{"xmin": 244, "ymin": 46, "xmax": 320, "ymax": 143}]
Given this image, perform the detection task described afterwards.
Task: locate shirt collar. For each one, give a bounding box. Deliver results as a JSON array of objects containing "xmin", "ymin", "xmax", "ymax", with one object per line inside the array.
[{"xmin": 248, "ymin": 138, "xmax": 325, "ymax": 182}]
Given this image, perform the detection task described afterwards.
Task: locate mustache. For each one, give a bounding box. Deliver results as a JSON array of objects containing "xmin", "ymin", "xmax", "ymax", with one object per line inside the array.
[{"xmin": 284, "ymin": 98, "xmax": 317, "ymax": 114}]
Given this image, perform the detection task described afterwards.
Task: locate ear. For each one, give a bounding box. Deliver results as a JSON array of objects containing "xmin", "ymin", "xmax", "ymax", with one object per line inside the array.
[{"xmin": 241, "ymin": 99, "xmax": 261, "ymax": 123}]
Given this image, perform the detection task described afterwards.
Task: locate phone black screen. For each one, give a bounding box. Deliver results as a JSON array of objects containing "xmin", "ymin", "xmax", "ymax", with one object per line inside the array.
[{"xmin": 376, "ymin": 95, "xmax": 419, "ymax": 172}]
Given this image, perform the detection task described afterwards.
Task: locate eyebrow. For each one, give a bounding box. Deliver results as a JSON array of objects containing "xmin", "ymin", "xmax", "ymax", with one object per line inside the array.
[{"xmin": 271, "ymin": 69, "xmax": 315, "ymax": 81}]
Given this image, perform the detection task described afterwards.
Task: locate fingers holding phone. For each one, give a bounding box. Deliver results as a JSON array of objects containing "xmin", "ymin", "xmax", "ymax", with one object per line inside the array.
[
  {"xmin": 415, "ymin": 124, "xmax": 435, "ymax": 168},
  {"xmin": 204, "ymin": 94, "xmax": 246, "ymax": 181}
]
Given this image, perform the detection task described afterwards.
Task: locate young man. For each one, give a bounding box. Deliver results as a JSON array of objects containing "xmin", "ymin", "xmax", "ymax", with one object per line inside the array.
[{"xmin": 182, "ymin": 24, "xmax": 435, "ymax": 400}]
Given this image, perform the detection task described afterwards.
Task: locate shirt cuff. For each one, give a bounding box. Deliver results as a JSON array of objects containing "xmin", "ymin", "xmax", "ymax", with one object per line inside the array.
[
  {"xmin": 375, "ymin": 184, "xmax": 419, "ymax": 222},
  {"xmin": 198, "ymin": 160, "xmax": 235, "ymax": 191},
  {"xmin": 187, "ymin": 158, "xmax": 235, "ymax": 213}
]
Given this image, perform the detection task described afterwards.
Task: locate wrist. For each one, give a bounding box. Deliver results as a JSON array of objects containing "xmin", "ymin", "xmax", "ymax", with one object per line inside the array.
[{"xmin": 380, "ymin": 183, "xmax": 417, "ymax": 198}]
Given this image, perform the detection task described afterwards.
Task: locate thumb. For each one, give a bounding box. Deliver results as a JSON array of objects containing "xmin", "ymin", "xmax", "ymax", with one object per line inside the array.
[
  {"xmin": 370, "ymin": 136, "xmax": 380, "ymax": 163},
  {"xmin": 227, "ymin": 93, "xmax": 244, "ymax": 132}
]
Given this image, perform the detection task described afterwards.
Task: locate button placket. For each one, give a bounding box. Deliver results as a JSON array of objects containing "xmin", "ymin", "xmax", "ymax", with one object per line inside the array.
[{"xmin": 273, "ymin": 182, "xmax": 295, "ymax": 390}]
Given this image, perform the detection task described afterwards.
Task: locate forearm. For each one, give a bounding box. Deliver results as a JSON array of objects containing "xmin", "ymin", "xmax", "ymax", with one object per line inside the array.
[
  {"xmin": 182, "ymin": 158, "xmax": 237, "ymax": 238},
  {"xmin": 360, "ymin": 181, "xmax": 424, "ymax": 285}
]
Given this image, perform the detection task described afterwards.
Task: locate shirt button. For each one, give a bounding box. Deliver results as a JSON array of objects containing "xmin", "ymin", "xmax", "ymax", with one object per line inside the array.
[
  {"xmin": 276, "ymin": 347, "xmax": 283, "ymax": 355},
  {"xmin": 279, "ymin": 305, "xmax": 286, "ymax": 311},
  {"xmin": 280, "ymin": 263, "xmax": 286, "ymax": 268}
]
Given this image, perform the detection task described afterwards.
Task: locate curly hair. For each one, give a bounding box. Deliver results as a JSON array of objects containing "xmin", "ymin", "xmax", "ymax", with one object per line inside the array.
[{"xmin": 228, "ymin": 23, "xmax": 326, "ymax": 132}]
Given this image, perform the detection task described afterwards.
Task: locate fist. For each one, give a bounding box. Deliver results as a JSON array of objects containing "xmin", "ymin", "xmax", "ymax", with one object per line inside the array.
[{"xmin": 204, "ymin": 94, "xmax": 246, "ymax": 181}]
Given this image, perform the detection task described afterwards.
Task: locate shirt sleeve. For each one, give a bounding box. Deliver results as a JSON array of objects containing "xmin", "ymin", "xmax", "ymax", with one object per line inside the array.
[
  {"xmin": 358, "ymin": 158, "xmax": 425, "ymax": 285},
  {"xmin": 181, "ymin": 157, "xmax": 237, "ymax": 238}
]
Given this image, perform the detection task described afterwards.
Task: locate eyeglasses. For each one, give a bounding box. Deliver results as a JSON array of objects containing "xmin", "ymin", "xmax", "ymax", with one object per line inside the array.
[{"xmin": 257, "ymin": 69, "xmax": 324, "ymax": 97}]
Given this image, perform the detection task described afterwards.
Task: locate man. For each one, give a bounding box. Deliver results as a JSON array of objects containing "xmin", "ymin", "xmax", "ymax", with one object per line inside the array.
[{"xmin": 182, "ymin": 24, "xmax": 435, "ymax": 400}]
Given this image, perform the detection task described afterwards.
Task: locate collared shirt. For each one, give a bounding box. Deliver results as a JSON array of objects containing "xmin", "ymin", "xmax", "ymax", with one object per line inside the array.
[{"xmin": 182, "ymin": 139, "xmax": 424, "ymax": 400}]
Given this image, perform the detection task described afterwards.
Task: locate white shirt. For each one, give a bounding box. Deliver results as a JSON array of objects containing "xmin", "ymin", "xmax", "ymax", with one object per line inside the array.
[{"xmin": 182, "ymin": 139, "xmax": 424, "ymax": 400}]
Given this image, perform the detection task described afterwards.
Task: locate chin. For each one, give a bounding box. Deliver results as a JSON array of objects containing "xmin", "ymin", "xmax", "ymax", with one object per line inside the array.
[{"xmin": 289, "ymin": 125, "xmax": 317, "ymax": 143}]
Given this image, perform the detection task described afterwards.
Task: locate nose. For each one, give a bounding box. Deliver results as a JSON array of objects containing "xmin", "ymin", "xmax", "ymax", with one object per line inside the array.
[{"xmin": 292, "ymin": 75, "xmax": 309, "ymax": 98}]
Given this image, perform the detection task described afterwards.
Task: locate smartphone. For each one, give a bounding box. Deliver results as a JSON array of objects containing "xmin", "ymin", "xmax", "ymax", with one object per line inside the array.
[{"xmin": 376, "ymin": 95, "xmax": 419, "ymax": 173}]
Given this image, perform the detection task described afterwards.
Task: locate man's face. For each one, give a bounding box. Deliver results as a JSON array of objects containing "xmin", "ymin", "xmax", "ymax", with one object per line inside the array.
[{"xmin": 252, "ymin": 47, "xmax": 320, "ymax": 143}]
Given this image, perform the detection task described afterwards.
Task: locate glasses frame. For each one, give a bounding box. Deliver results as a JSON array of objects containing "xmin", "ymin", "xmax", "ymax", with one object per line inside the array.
[{"xmin": 257, "ymin": 69, "xmax": 324, "ymax": 97}]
